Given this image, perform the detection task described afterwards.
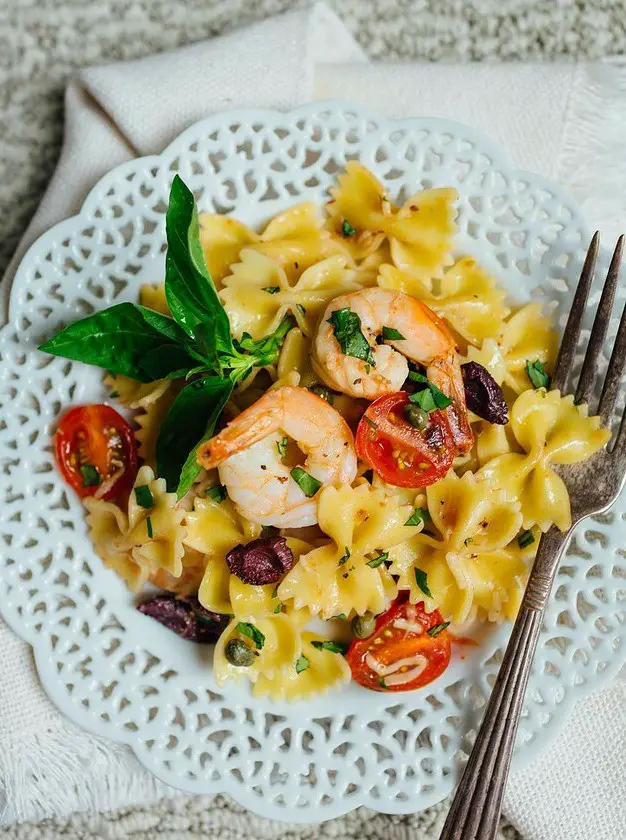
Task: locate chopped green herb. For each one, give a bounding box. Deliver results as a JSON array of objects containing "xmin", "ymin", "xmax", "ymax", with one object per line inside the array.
[
  {"xmin": 338, "ymin": 546, "xmax": 351, "ymax": 567},
  {"xmin": 377, "ymin": 677, "xmax": 388, "ymax": 690},
  {"xmin": 109, "ymin": 390, "xmax": 119, "ymax": 398},
  {"xmin": 518, "ymin": 529, "xmax": 535, "ymax": 549},
  {"xmin": 525, "ymin": 359, "xmax": 550, "ymax": 389},
  {"xmin": 408, "ymin": 373, "xmax": 452, "ymax": 411},
  {"xmin": 405, "ymin": 507, "xmax": 431, "ymax": 527},
  {"xmin": 427, "ymin": 621, "xmax": 450, "ymax": 637},
  {"xmin": 367, "ymin": 551, "xmax": 389, "ymax": 569},
  {"xmin": 271, "ymin": 584, "xmax": 280, "ymax": 599},
  {"xmin": 308, "ymin": 383, "xmax": 334, "ymax": 404},
  {"xmin": 290, "ymin": 467, "xmax": 323, "ymax": 498},
  {"xmin": 382, "ymin": 326, "xmax": 405, "ymax": 341},
  {"xmin": 79, "ymin": 464, "xmax": 100, "ymax": 487},
  {"xmin": 464, "ymin": 537, "xmax": 473, "ymax": 546},
  {"xmin": 328, "ymin": 307, "xmax": 375, "ymax": 366},
  {"xmin": 295, "ymin": 655, "xmax": 310, "ymax": 674},
  {"xmin": 134, "ymin": 484, "xmax": 154, "ymax": 508},
  {"xmin": 311, "ymin": 640, "xmax": 349, "ymax": 655},
  {"xmin": 414, "ymin": 567, "xmax": 432, "ymax": 598},
  {"xmin": 273, "ymin": 603, "xmax": 284, "ymax": 614},
  {"xmin": 410, "ymin": 388, "xmax": 437, "ymax": 412},
  {"xmin": 332, "ymin": 613, "xmax": 348, "ymax": 621},
  {"xmin": 146, "ymin": 516, "xmax": 154, "ymax": 539},
  {"xmin": 363, "ymin": 415, "xmax": 378, "ymax": 429},
  {"xmin": 341, "ymin": 220, "xmax": 357, "ymax": 237},
  {"xmin": 236, "ymin": 621, "xmax": 265, "ymax": 650},
  {"xmin": 206, "ymin": 484, "xmax": 227, "ymax": 503},
  {"xmin": 263, "ymin": 286, "xmax": 280, "ymax": 294},
  {"xmin": 276, "ymin": 436, "xmax": 289, "ymax": 458},
  {"xmin": 296, "ymin": 304, "xmax": 307, "ymax": 316}
]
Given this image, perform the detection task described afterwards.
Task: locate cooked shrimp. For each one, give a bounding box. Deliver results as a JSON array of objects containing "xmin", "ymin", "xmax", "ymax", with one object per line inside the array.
[
  {"xmin": 197, "ymin": 386, "xmax": 357, "ymax": 527},
  {"xmin": 313, "ymin": 287, "xmax": 472, "ymax": 452}
]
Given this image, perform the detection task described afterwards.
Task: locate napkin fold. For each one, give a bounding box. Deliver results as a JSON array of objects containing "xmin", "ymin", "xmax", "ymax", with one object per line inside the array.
[{"xmin": 1, "ymin": 4, "xmax": 625, "ymax": 838}]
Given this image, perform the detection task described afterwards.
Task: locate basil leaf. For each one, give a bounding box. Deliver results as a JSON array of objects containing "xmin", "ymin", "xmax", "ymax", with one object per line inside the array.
[
  {"xmin": 414, "ymin": 567, "xmax": 432, "ymax": 598},
  {"xmin": 134, "ymin": 485, "xmax": 154, "ymax": 508},
  {"xmin": 38, "ymin": 302, "xmax": 187, "ymax": 382},
  {"xmin": 367, "ymin": 551, "xmax": 388, "ymax": 568},
  {"xmin": 518, "ymin": 529, "xmax": 535, "ymax": 549},
  {"xmin": 408, "ymin": 372, "xmax": 452, "ymax": 411},
  {"xmin": 263, "ymin": 286, "xmax": 280, "ymax": 294},
  {"xmin": 427, "ymin": 622, "xmax": 450, "ymax": 637},
  {"xmin": 295, "ymin": 655, "xmax": 310, "ymax": 673},
  {"xmin": 236, "ymin": 621, "xmax": 265, "ymax": 650},
  {"xmin": 146, "ymin": 516, "xmax": 154, "ymax": 539},
  {"xmin": 276, "ymin": 436, "xmax": 288, "ymax": 458},
  {"xmin": 235, "ymin": 316, "xmax": 294, "ymax": 368},
  {"xmin": 156, "ymin": 375, "xmax": 233, "ymax": 497},
  {"xmin": 311, "ymin": 640, "xmax": 349, "ymax": 655},
  {"xmin": 80, "ymin": 465, "xmax": 100, "ymax": 487},
  {"xmin": 341, "ymin": 220, "xmax": 356, "ymax": 237},
  {"xmin": 525, "ymin": 359, "xmax": 550, "ymax": 389},
  {"xmin": 290, "ymin": 467, "xmax": 323, "ymax": 498},
  {"xmin": 327, "ymin": 308, "xmax": 375, "ymax": 366},
  {"xmin": 164, "ymin": 175, "xmax": 233, "ymax": 358},
  {"xmin": 206, "ymin": 485, "xmax": 226, "ymax": 503},
  {"xmin": 405, "ymin": 507, "xmax": 431, "ymax": 527},
  {"xmin": 409, "ymin": 388, "xmax": 436, "ymax": 412},
  {"xmin": 338, "ymin": 546, "xmax": 351, "ymax": 567},
  {"xmin": 139, "ymin": 343, "xmax": 198, "ymax": 380},
  {"xmin": 382, "ymin": 326, "xmax": 405, "ymax": 341}
]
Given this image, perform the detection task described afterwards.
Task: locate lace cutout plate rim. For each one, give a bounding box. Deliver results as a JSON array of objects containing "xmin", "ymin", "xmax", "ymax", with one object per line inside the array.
[{"xmin": 0, "ymin": 101, "xmax": 624, "ymax": 823}]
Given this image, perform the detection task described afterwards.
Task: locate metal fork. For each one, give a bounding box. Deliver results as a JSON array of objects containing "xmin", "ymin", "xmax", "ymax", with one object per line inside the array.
[{"xmin": 440, "ymin": 233, "xmax": 626, "ymax": 840}]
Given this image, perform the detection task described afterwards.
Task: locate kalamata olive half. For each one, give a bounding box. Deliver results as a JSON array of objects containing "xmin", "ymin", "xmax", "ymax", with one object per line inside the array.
[
  {"xmin": 226, "ymin": 535, "xmax": 295, "ymax": 586},
  {"xmin": 461, "ymin": 361, "xmax": 509, "ymax": 425},
  {"xmin": 137, "ymin": 595, "xmax": 229, "ymax": 643}
]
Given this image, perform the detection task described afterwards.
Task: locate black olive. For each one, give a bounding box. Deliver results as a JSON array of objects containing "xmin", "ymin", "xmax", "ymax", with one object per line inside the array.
[{"xmin": 461, "ymin": 361, "xmax": 509, "ymax": 425}]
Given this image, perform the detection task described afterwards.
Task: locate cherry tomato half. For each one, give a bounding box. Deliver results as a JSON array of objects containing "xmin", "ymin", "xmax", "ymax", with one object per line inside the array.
[
  {"xmin": 346, "ymin": 594, "xmax": 451, "ymax": 692},
  {"xmin": 55, "ymin": 404, "xmax": 138, "ymax": 501},
  {"xmin": 355, "ymin": 391, "xmax": 455, "ymax": 487}
]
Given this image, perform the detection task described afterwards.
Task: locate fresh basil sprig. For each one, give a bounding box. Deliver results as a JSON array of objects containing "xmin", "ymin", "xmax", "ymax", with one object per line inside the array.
[{"xmin": 38, "ymin": 175, "xmax": 295, "ymax": 497}]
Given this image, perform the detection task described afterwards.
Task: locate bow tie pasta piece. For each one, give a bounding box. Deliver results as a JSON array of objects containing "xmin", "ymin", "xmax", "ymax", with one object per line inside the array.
[
  {"xmin": 379, "ymin": 258, "xmax": 509, "ymax": 346},
  {"xmin": 388, "ymin": 472, "xmax": 524, "ymax": 623},
  {"xmin": 151, "ymin": 546, "xmax": 206, "ymax": 596},
  {"xmin": 220, "ymin": 250, "xmax": 360, "ymax": 340},
  {"xmin": 199, "ymin": 214, "xmax": 256, "ymax": 287},
  {"xmin": 276, "ymin": 327, "xmax": 316, "ymax": 387},
  {"xmin": 278, "ymin": 483, "xmax": 414, "ymax": 619},
  {"xmin": 253, "ymin": 631, "xmax": 351, "ymax": 701},
  {"xmin": 84, "ymin": 465, "xmax": 186, "ymax": 589},
  {"xmin": 477, "ymin": 389, "xmax": 610, "ymax": 531},
  {"xmin": 213, "ymin": 613, "xmax": 302, "ymax": 686},
  {"xmin": 460, "ymin": 338, "xmax": 508, "ymax": 388},
  {"xmin": 103, "ymin": 373, "xmax": 170, "ymax": 410},
  {"xmin": 499, "ymin": 303, "xmax": 559, "ymax": 393},
  {"xmin": 327, "ymin": 162, "xmax": 457, "ymax": 277}
]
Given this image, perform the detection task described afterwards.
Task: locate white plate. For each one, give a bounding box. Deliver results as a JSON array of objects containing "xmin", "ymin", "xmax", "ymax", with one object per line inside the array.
[{"xmin": 0, "ymin": 102, "xmax": 624, "ymax": 823}]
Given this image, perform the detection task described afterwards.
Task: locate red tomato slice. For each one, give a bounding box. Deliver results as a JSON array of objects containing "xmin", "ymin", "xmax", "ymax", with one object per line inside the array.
[
  {"xmin": 355, "ymin": 391, "xmax": 455, "ymax": 487},
  {"xmin": 55, "ymin": 404, "xmax": 138, "ymax": 501},
  {"xmin": 347, "ymin": 594, "xmax": 451, "ymax": 692}
]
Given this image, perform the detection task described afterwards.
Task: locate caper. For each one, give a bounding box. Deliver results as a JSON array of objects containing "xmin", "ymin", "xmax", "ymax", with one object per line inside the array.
[
  {"xmin": 308, "ymin": 383, "xmax": 334, "ymax": 404},
  {"xmin": 351, "ymin": 612, "xmax": 377, "ymax": 639},
  {"xmin": 404, "ymin": 403, "xmax": 429, "ymax": 430},
  {"xmin": 225, "ymin": 638, "xmax": 255, "ymax": 667}
]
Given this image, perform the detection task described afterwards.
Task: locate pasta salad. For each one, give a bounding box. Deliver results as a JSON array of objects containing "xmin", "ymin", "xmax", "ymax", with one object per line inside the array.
[{"xmin": 38, "ymin": 163, "xmax": 610, "ymax": 700}]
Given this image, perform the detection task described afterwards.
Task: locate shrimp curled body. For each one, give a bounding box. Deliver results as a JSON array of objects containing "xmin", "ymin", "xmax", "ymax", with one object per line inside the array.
[
  {"xmin": 313, "ymin": 287, "xmax": 473, "ymax": 452},
  {"xmin": 197, "ymin": 386, "xmax": 357, "ymax": 527}
]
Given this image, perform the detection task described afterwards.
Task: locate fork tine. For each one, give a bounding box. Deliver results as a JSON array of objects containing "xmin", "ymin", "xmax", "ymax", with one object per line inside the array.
[
  {"xmin": 551, "ymin": 232, "xmax": 599, "ymax": 393},
  {"xmin": 575, "ymin": 235, "xmax": 624, "ymax": 406},
  {"xmin": 598, "ymin": 300, "xmax": 626, "ymax": 426}
]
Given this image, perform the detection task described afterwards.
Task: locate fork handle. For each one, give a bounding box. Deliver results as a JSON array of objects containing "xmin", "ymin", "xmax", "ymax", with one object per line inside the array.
[{"xmin": 439, "ymin": 528, "xmax": 568, "ymax": 840}]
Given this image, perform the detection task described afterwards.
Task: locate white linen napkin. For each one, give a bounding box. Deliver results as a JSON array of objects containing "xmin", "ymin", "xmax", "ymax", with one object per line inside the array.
[{"xmin": 1, "ymin": 4, "xmax": 625, "ymax": 837}]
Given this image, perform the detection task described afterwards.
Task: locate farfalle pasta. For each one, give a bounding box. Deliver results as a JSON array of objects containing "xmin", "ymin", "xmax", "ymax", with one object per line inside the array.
[{"xmin": 41, "ymin": 164, "xmax": 611, "ymax": 702}]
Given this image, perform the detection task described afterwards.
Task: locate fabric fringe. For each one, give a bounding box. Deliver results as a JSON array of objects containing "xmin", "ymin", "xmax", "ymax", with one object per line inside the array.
[
  {"xmin": 556, "ymin": 59, "xmax": 626, "ymax": 241},
  {"xmin": 0, "ymin": 722, "xmax": 172, "ymax": 825}
]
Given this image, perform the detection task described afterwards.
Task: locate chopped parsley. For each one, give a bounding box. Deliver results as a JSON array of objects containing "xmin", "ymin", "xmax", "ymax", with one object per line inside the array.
[
  {"xmin": 295, "ymin": 655, "xmax": 310, "ymax": 674},
  {"xmin": 146, "ymin": 516, "xmax": 154, "ymax": 539},
  {"xmin": 382, "ymin": 326, "xmax": 405, "ymax": 341},
  {"xmin": 79, "ymin": 464, "xmax": 100, "ymax": 487},
  {"xmin": 367, "ymin": 550, "xmax": 389, "ymax": 569},
  {"xmin": 338, "ymin": 546, "xmax": 351, "ymax": 567},
  {"xmin": 414, "ymin": 567, "xmax": 432, "ymax": 598},
  {"xmin": 290, "ymin": 467, "xmax": 323, "ymax": 498},
  {"xmin": 311, "ymin": 640, "xmax": 349, "ymax": 654},
  {"xmin": 525, "ymin": 359, "xmax": 550, "ymax": 389},
  {"xmin": 518, "ymin": 529, "xmax": 535, "ymax": 549},
  {"xmin": 341, "ymin": 220, "xmax": 357, "ymax": 237},
  {"xmin": 236, "ymin": 621, "xmax": 265, "ymax": 650},
  {"xmin": 206, "ymin": 484, "xmax": 227, "ymax": 503},
  {"xmin": 134, "ymin": 485, "xmax": 154, "ymax": 508},
  {"xmin": 276, "ymin": 436, "xmax": 288, "ymax": 458},
  {"xmin": 427, "ymin": 622, "xmax": 450, "ymax": 638},
  {"xmin": 405, "ymin": 507, "xmax": 431, "ymax": 527},
  {"xmin": 328, "ymin": 307, "xmax": 375, "ymax": 367}
]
